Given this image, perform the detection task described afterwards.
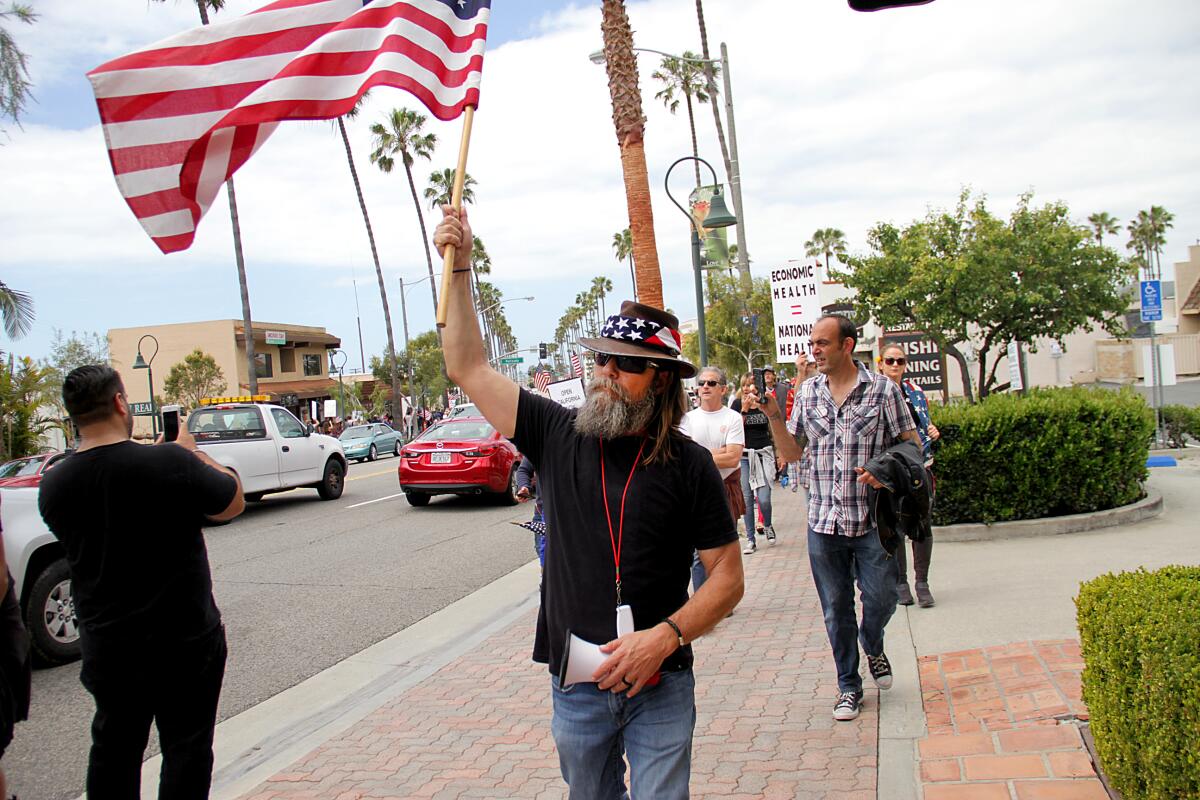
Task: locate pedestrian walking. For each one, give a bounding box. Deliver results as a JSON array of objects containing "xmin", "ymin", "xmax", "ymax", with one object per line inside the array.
[
  {"xmin": 680, "ymin": 367, "xmax": 745, "ymax": 586},
  {"xmin": 764, "ymin": 316, "xmax": 921, "ymax": 721},
  {"xmin": 38, "ymin": 365, "xmax": 245, "ymax": 797},
  {"xmin": 434, "ymin": 205, "xmax": 743, "ymax": 800},
  {"xmin": 0, "ymin": 516, "xmax": 32, "ymax": 800},
  {"xmin": 515, "ymin": 455, "xmax": 548, "ymax": 567},
  {"xmin": 731, "ymin": 377, "xmax": 776, "ymax": 552},
  {"xmin": 878, "ymin": 342, "xmax": 942, "ymax": 608}
]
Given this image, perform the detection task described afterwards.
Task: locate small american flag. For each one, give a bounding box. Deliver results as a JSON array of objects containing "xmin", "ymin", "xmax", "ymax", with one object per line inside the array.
[
  {"xmin": 511, "ymin": 519, "xmax": 546, "ymax": 535},
  {"xmin": 534, "ymin": 368, "xmax": 550, "ymax": 393},
  {"xmin": 570, "ymin": 351, "xmax": 582, "ymax": 378},
  {"xmin": 88, "ymin": 0, "xmax": 490, "ymax": 254}
]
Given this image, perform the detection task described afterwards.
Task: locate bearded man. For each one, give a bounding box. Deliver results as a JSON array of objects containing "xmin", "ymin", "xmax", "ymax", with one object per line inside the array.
[{"xmin": 435, "ymin": 206, "xmax": 744, "ymax": 800}]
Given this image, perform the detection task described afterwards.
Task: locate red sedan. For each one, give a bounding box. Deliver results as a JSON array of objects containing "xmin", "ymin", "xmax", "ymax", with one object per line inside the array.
[
  {"xmin": 397, "ymin": 417, "xmax": 521, "ymax": 507},
  {"xmin": 0, "ymin": 451, "xmax": 71, "ymax": 488}
]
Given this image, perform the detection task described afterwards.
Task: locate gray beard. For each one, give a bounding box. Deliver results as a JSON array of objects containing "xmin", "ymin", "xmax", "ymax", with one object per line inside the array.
[{"xmin": 573, "ymin": 377, "xmax": 658, "ymax": 439}]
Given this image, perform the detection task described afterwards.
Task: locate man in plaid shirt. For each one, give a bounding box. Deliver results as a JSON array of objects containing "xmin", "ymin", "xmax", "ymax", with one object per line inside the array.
[{"xmin": 764, "ymin": 315, "xmax": 920, "ymax": 722}]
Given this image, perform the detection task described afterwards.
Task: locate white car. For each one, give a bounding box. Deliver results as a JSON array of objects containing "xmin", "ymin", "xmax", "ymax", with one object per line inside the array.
[{"xmin": 2, "ymin": 486, "xmax": 79, "ymax": 665}]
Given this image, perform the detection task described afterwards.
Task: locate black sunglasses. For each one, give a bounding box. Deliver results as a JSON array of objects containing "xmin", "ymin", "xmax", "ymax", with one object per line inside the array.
[
  {"xmin": 696, "ymin": 379, "xmax": 723, "ymax": 388},
  {"xmin": 594, "ymin": 352, "xmax": 659, "ymax": 374},
  {"xmin": 883, "ymin": 357, "xmax": 907, "ymax": 366}
]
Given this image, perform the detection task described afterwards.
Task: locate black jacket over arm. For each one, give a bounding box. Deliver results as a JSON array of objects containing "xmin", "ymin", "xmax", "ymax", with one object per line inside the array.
[{"xmin": 864, "ymin": 440, "xmax": 933, "ymax": 555}]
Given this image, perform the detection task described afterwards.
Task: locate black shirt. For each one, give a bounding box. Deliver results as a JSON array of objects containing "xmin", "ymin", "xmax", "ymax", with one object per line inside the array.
[
  {"xmin": 513, "ymin": 390, "xmax": 736, "ymax": 675},
  {"xmin": 731, "ymin": 398, "xmax": 773, "ymax": 450},
  {"xmin": 38, "ymin": 441, "xmax": 237, "ymax": 660}
]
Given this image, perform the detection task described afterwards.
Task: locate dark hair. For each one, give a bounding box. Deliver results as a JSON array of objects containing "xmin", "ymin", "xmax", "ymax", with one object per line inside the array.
[
  {"xmin": 63, "ymin": 365, "xmax": 124, "ymax": 426},
  {"xmin": 645, "ymin": 368, "xmax": 687, "ymax": 466},
  {"xmin": 817, "ymin": 314, "xmax": 858, "ymax": 347}
]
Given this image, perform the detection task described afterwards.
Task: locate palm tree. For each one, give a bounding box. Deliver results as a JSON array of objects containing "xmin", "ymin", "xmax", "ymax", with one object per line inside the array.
[
  {"xmin": 652, "ymin": 52, "xmax": 716, "ymax": 188},
  {"xmin": 423, "ymin": 167, "xmax": 477, "ymax": 210},
  {"xmin": 804, "ymin": 228, "xmax": 848, "ymax": 275},
  {"xmin": 369, "ymin": 108, "xmax": 439, "ymax": 320},
  {"xmin": 0, "ymin": 280, "xmax": 33, "ymax": 339},
  {"xmin": 612, "ymin": 227, "xmax": 636, "ymax": 300},
  {"xmin": 334, "ymin": 93, "xmax": 402, "ymax": 411},
  {"xmin": 152, "ymin": 0, "xmax": 258, "ymax": 391},
  {"xmin": 0, "ymin": 2, "xmax": 36, "ymax": 129},
  {"xmin": 601, "ymin": 0, "xmax": 663, "ymax": 307},
  {"xmin": 1087, "ymin": 211, "xmax": 1120, "ymax": 248},
  {"xmin": 1128, "ymin": 206, "xmax": 1174, "ymax": 278},
  {"xmin": 592, "ymin": 276, "xmax": 614, "ymax": 320}
]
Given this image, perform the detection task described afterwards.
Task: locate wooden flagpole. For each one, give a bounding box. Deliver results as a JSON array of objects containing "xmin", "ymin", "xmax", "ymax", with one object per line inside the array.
[{"xmin": 435, "ymin": 105, "xmax": 476, "ymax": 329}]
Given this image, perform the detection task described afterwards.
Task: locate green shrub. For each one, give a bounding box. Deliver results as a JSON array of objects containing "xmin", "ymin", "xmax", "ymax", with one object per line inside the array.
[
  {"xmin": 930, "ymin": 386, "xmax": 1152, "ymax": 524},
  {"xmin": 1160, "ymin": 404, "xmax": 1200, "ymax": 449},
  {"xmin": 1076, "ymin": 567, "xmax": 1200, "ymax": 800}
]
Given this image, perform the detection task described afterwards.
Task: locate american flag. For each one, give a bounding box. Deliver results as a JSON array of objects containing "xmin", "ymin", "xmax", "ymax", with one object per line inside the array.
[
  {"xmin": 88, "ymin": 0, "xmax": 490, "ymax": 254},
  {"xmin": 570, "ymin": 351, "xmax": 582, "ymax": 378},
  {"xmin": 534, "ymin": 368, "xmax": 550, "ymax": 393}
]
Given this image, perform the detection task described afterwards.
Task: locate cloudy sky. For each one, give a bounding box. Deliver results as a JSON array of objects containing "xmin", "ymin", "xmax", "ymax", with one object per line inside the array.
[{"xmin": 2, "ymin": 0, "xmax": 1198, "ymax": 372}]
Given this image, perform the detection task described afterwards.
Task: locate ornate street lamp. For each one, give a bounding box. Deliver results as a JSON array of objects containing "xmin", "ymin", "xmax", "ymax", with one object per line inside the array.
[{"xmin": 131, "ymin": 334, "xmax": 159, "ymax": 438}]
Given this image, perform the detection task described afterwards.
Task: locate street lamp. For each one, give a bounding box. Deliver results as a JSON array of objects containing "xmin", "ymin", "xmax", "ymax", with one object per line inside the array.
[
  {"xmin": 664, "ymin": 156, "xmax": 737, "ymax": 366},
  {"xmin": 480, "ymin": 296, "xmax": 534, "ymax": 318},
  {"xmin": 590, "ymin": 43, "xmax": 749, "ymax": 284},
  {"xmin": 329, "ymin": 349, "xmax": 348, "ymax": 419},
  {"xmin": 398, "ymin": 274, "xmax": 433, "ymax": 435},
  {"xmin": 131, "ymin": 334, "xmax": 159, "ymax": 438}
]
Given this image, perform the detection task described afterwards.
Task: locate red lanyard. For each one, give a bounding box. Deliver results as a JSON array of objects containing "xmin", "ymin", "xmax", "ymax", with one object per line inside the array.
[{"xmin": 599, "ymin": 436, "xmax": 647, "ymax": 606}]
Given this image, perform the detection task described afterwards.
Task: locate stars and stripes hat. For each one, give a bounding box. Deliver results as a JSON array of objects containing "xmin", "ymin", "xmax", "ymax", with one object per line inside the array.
[{"xmin": 578, "ymin": 301, "xmax": 697, "ymax": 378}]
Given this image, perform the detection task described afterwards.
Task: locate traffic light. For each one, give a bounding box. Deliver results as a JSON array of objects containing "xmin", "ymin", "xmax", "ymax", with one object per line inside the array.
[{"xmin": 539, "ymin": 342, "xmax": 548, "ymax": 360}]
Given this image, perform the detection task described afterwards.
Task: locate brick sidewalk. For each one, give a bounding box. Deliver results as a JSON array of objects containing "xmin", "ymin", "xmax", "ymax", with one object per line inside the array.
[{"xmin": 239, "ymin": 488, "xmax": 882, "ymax": 799}]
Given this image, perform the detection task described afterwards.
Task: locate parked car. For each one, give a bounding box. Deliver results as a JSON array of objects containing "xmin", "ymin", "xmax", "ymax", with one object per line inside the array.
[
  {"xmin": 2, "ymin": 487, "xmax": 79, "ymax": 665},
  {"xmin": 188, "ymin": 401, "xmax": 348, "ymax": 502},
  {"xmin": 397, "ymin": 417, "xmax": 521, "ymax": 507},
  {"xmin": 339, "ymin": 423, "xmax": 402, "ymax": 463},
  {"xmin": 446, "ymin": 402, "xmax": 480, "ymax": 419},
  {"xmin": 0, "ymin": 451, "xmax": 72, "ymax": 488}
]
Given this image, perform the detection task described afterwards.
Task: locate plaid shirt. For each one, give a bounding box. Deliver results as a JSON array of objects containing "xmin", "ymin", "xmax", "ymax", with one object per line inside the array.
[{"xmin": 788, "ymin": 363, "xmax": 915, "ymax": 537}]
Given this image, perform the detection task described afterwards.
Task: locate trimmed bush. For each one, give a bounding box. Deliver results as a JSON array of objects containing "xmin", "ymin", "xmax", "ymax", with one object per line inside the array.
[
  {"xmin": 1076, "ymin": 567, "xmax": 1200, "ymax": 800},
  {"xmin": 930, "ymin": 387, "xmax": 1152, "ymax": 524},
  {"xmin": 1160, "ymin": 404, "xmax": 1200, "ymax": 449}
]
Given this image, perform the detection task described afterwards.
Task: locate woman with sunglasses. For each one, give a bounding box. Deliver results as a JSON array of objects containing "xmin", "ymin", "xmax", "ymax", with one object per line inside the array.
[
  {"xmin": 731, "ymin": 376, "xmax": 776, "ymax": 553},
  {"xmin": 877, "ymin": 343, "xmax": 941, "ymax": 607}
]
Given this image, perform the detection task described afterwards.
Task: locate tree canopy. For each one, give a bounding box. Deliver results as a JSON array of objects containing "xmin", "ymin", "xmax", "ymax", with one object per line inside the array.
[
  {"xmin": 681, "ymin": 271, "xmax": 776, "ymax": 381},
  {"xmin": 163, "ymin": 349, "xmax": 228, "ymax": 410},
  {"xmin": 838, "ymin": 189, "xmax": 1131, "ymax": 400}
]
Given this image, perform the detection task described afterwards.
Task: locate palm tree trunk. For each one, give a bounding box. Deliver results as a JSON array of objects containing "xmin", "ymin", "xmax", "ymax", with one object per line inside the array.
[
  {"xmin": 695, "ymin": 0, "xmax": 731, "ymax": 188},
  {"xmin": 686, "ymin": 93, "xmax": 700, "ymax": 188},
  {"xmin": 339, "ymin": 117, "xmax": 401, "ymax": 412},
  {"xmin": 403, "ymin": 160, "xmax": 449, "ymax": 407},
  {"xmin": 628, "ymin": 254, "xmax": 637, "ymax": 301}
]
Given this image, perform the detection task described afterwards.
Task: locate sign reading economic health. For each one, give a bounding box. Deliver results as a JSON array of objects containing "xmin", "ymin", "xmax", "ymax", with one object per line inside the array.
[{"xmin": 769, "ymin": 262, "xmax": 823, "ymax": 362}]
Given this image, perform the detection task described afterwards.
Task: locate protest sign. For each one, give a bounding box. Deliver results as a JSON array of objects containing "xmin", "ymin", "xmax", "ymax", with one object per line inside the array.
[
  {"xmin": 548, "ymin": 377, "xmax": 586, "ymax": 409},
  {"xmin": 770, "ymin": 261, "xmax": 823, "ymax": 361}
]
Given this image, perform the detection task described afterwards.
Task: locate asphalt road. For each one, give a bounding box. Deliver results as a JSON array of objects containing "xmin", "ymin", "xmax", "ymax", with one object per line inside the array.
[{"xmin": 4, "ymin": 456, "xmax": 534, "ymax": 800}]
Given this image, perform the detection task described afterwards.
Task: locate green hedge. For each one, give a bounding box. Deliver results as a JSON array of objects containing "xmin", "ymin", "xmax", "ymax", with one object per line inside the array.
[
  {"xmin": 1076, "ymin": 567, "xmax": 1200, "ymax": 800},
  {"xmin": 1161, "ymin": 404, "xmax": 1200, "ymax": 449},
  {"xmin": 930, "ymin": 387, "xmax": 1152, "ymax": 524}
]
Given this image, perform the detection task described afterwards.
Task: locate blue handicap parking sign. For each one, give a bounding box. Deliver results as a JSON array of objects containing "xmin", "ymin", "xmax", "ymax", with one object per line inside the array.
[{"xmin": 1140, "ymin": 280, "xmax": 1163, "ymax": 323}]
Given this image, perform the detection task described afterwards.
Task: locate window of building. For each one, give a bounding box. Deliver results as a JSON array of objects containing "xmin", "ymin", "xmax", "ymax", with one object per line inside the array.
[
  {"xmin": 279, "ymin": 348, "xmax": 296, "ymax": 373},
  {"xmin": 254, "ymin": 353, "xmax": 273, "ymax": 379},
  {"xmin": 303, "ymin": 353, "xmax": 322, "ymax": 376}
]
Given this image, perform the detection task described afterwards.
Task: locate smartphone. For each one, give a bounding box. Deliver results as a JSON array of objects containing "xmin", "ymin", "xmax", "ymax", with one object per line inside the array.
[
  {"xmin": 753, "ymin": 367, "xmax": 767, "ymax": 398},
  {"xmin": 161, "ymin": 405, "xmax": 182, "ymax": 442}
]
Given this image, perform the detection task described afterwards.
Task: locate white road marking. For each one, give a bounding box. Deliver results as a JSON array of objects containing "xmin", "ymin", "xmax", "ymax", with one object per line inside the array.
[{"xmin": 344, "ymin": 491, "xmax": 406, "ymax": 510}]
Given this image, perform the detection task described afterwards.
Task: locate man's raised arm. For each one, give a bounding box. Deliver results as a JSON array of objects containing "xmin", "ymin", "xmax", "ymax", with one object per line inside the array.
[{"xmin": 434, "ymin": 205, "xmax": 520, "ymax": 438}]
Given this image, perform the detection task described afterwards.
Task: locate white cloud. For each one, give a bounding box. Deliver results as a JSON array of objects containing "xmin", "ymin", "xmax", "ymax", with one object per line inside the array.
[{"xmin": 2, "ymin": 0, "xmax": 1198, "ymax": 364}]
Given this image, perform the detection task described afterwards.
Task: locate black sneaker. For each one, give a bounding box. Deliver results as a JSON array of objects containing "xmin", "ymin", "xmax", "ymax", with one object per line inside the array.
[
  {"xmin": 867, "ymin": 653, "xmax": 893, "ymax": 690},
  {"xmin": 833, "ymin": 690, "xmax": 863, "ymax": 721},
  {"xmin": 764, "ymin": 525, "xmax": 776, "ymax": 543}
]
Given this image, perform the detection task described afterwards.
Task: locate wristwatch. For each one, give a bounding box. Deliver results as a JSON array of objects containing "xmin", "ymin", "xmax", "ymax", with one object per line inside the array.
[{"xmin": 662, "ymin": 618, "xmax": 685, "ymax": 648}]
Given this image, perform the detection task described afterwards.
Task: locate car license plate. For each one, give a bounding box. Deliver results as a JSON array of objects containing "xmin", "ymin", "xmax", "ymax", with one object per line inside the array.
[{"xmin": 430, "ymin": 452, "xmax": 452, "ymax": 464}]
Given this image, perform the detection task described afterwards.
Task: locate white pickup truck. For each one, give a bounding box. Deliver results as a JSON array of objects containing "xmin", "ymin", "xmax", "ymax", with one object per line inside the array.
[{"xmin": 188, "ymin": 401, "xmax": 348, "ymax": 502}]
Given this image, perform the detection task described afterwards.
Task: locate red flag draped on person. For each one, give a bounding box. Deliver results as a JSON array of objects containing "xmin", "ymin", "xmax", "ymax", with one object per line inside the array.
[{"xmin": 88, "ymin": 0, "xmax": 490, "ymax": 254}]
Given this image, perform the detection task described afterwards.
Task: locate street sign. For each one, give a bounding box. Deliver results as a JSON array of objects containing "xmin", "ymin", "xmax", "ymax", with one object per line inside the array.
[
  {"xmin": 265, "ymin": 330, "xmax": 287, "ymax": 345},
  {"xmin": 499, "ymin": 356, "xmax": 524, "ymax": 365},
  {"xmin": 1140, "ymin": 280, "xmax": 1162, "ymax": 322},
  {"xmin": 130, "ymin": 402, "xmax": 155, "ymax": 416},
  {"xmin": 882, "ymin": 330, "xmax": 945, "ymax": 393}
]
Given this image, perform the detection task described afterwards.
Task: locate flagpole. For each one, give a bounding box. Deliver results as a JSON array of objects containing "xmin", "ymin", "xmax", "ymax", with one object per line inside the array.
[{"xmin": 436, "ymin": 105, "xmax": 476, "ymax": 329}]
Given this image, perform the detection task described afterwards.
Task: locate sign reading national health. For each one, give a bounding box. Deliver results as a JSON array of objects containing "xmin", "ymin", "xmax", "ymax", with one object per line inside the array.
[{"xmin": 770, "ymin": 262, "xmax": 823, "ymax": 362}]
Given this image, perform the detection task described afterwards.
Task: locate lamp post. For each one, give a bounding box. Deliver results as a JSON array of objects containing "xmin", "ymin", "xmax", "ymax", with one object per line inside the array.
[
  {"xmin": 131, "ymin": 334, "xmax": 159, "ymax": 438},
  {"xmin": 590, "ymin": 44, "xmax": 749, "ymax": 287},
  {"xmin": 398, "ymin": 274, "xmax": 433, "ymax": 436},
  {"xmin": 329, "ymin": 349, "xmax": 348, "ymax": 419},
  {"xmin": 664, "ymin": 156, "xmax": 738, "ymax": 366}
]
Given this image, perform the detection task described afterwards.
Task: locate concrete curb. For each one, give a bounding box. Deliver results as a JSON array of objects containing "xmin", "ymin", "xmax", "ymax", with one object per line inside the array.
[
  {"xmin": 933, "ymin": 490, "xmax": 1163, "ymax": 543},
  {"xmin": 878, "ymin": 606, "xmax": 925, "ymax": 800}
]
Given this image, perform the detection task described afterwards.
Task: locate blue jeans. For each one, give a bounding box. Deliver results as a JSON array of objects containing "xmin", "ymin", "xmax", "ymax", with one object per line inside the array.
[
  {"xmin": 550, "ymin": 668, "xmax": 696, "ymax": 800},
  {"xmin": 739, "ymin": 456, "xmax": 773, "ymax": 544},
  {"xmin": 690, "ymin": 550, "xmax": 706, "ymax": 592},
  {"xmin": 807, "ymin": 527, "xmax": 898, "ymax": 693}
]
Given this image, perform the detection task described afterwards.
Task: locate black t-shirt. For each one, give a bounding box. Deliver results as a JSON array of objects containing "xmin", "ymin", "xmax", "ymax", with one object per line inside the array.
[
  {"xmin": 513, "ymin": 390, "xmax": 736, "ymax": 675},
  {"xmin": 731, "ymin": 398, "xmax": 772, "ymax": 450},
  {"xmin": 38, "ymin": 441, "xmax": 237, "ymax": 660}
]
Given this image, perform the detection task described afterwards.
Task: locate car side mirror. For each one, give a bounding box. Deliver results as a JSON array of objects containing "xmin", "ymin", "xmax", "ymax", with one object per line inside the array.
[{"xmin": 305, "ymin": 423, "xmax": 314, "ymax": 437}]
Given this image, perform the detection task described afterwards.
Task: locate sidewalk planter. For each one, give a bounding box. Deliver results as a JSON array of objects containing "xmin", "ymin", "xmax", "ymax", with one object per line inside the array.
[
  {"xmin": 930, "ymin": 387, "xmax": 1153, "ymax": 525},
  {"xmin": 1076, "ymin": 566, "xmax": 1200, "ymax": 800}
]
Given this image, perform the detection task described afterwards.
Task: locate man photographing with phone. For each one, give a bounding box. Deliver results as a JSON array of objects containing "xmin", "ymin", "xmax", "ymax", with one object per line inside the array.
[{"xmin": 38, "ymin": 365, "xmax": 244, "ymax": 798}]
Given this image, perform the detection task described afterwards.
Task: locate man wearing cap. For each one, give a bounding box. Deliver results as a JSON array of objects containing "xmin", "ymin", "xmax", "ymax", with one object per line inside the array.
[{"xmin": 434, "ymin": 206, "xmax": 743, "ymax": 799}]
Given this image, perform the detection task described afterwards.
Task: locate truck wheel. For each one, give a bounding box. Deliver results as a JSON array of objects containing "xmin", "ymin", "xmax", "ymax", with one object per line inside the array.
[
  {"xmin": 24, "ymin": 558, "xmax": 81, "ymax": 666},
  {"xmin": 317, "ymin": 459, "xmax": 345, "ymax": 500},
  {"xmin": 368, "ymin": 444, "xmax": 378, "ymax": 462},
  {"xmin": 405, "ymin": 492, "xmax": 430, "ymax": 507}
]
